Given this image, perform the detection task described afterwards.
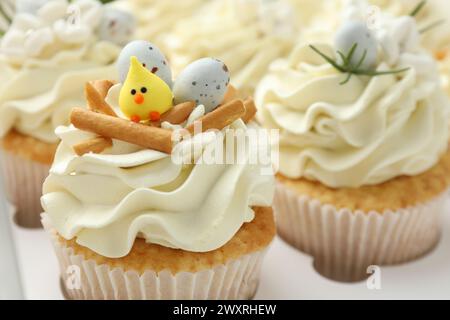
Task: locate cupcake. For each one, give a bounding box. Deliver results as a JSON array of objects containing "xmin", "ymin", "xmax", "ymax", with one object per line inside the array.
[
  {"xmin": 115, "ymin": 0, "xmax": 206, "ymax": 48},
  {"xmin": 256, "ymin": 3, "xmax": 450, "ymax": 282},
  {"xmin": 369, "ymin": 0, "xmax": 450, "ymax": 95},
  {"xmin": 163, "ymin": 0, "xmax": 299, "ymax": 96},
  {"xmin": 0, "ymin": 0, "xmax": 13, "ymax": 34},
  {"xmin": 41, "ymin": 40, "xmax": 275, "ymax": 299},
  {"xmin": 0, "ymin": 0, "xmax": 134, "ymax": 227}
]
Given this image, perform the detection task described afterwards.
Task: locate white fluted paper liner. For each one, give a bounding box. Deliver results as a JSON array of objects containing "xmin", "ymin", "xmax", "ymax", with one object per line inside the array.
[
  {"xmin": 41, "ymin": 214, "xmax": 268, "ymax": 300},
  {"xmin": 0, "ymin": 149, "xmax": 50, "ymax": 228},
  {"xmin": 274, "ymin": 181, "xmax": 447, "ymax": 282}
]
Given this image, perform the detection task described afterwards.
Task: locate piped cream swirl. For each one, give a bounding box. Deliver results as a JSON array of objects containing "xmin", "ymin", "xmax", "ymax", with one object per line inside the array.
[
  {"xmin": 0, "ymin": 0, "xmax": 122, "ymax": 143},
  {"xmin": 164, "ymin": 0, "xmax": 298, "ymax": 96},
  {"xmin": 42, "ymin": 86, "xmax": 274, "ymax": 257},
  {"xmin": 256, "ymin": 8, "xmax": 449, "ymax": 188}
]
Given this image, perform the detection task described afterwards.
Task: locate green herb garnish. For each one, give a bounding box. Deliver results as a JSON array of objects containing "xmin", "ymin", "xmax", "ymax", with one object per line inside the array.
[
  {"xmin": 309, "ymin": 44, "xmax": 409, "ymax": 85},
  {"xmin": 0, "ymin": 2, "xmax": 12, "ymax": 25},
  {"xmin": 410, "ymin": 0, "xmax": 427, "ymax": 17},
  {"xmin": 419, "ymin": 18, "xmax": 446, "ymax": 33}
]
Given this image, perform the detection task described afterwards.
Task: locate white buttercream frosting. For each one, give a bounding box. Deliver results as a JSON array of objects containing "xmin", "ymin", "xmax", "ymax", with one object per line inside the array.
[
  {"xmin": 256, "ymin": 2, "xmax": 450, "ymax": 188},
  {"xmin": 369, "ymin": 0, "xmax": 450, "ymax": 50},
  {"xmin": 164, "ymin": 0, "xmax": 298, "ymax": 95},
  {"xmin": 0, "ymin": 0, "xmax": 125, "ymax": 143},
  {"xmin": 116, "ymin": 0, "xmax": 206, "ymax": 47},
  {"xmin": 42, "ymin": 85, "xmax": 274, "ymax": 258}
]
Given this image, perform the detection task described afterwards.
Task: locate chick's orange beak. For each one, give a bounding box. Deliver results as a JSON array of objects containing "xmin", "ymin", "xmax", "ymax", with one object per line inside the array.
[{"xmin": 134, "ymin": 93, "xmax": 144, "ymax": 104}]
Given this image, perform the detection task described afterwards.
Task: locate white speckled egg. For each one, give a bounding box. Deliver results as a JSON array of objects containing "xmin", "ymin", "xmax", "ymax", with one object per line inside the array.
[
  {"xmin": 334, "ymin": 21, "xmax": 378, "ymax": 69},
  {"xmin": 117, "ymin": 40, "xmax": 172, "ymax": 87},
  {"xmin": 173, "ymin": 58, "xmax": 230, "ymax": 113},
  {"xmin": 98, "ymin": 8, "xmax": 135, "ymax": 47}
]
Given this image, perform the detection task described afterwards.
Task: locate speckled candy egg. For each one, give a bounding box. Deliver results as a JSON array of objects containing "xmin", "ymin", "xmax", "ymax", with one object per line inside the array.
[
  {"xmin": 173, "ymin": 58, "xmax": 230, "ymax": 113},
  {"xmin": 98, "ymin": 8, "xmax": 135, "ymax": 46},
  {"xmin": 334, "ymin": 21, "xmax": 378, "ymax": 69},
  {"xmin": 117, "ymin": 40, "xmax": 172, "ymax": 88}
]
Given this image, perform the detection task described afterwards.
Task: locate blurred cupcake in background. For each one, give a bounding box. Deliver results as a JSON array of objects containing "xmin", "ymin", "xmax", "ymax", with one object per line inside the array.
[
  {"xmin": 114, "ymin": 0, "xmax": 206, "ymax": 49},
  {"xmin": 369, "ymin": 0, "xmax": 450, "ymax": 95},
  {"xmin": 293, "ymin": 0, "xmax": 450, "ymax": 96},
  {"xmin": 287, "ymin": 0, "xmax": 346, "ymax": 43},
  {"xmin": 163, "ymin": 0, "xmax": 300, "ymax": 97},
  {"xmin": 42, "ymin": 40, "xmax": 276, "ymax": 299},
  {"xmin": 256, "ymin": 1, "xmax": 450, "ymax": 282},
  {"xmin": 0, "ymin": 0, "xmax": 14, "ymax": 35},
  {"xmin": 0, "ymin": 0, "xmax": 135, "ymax": 228}
]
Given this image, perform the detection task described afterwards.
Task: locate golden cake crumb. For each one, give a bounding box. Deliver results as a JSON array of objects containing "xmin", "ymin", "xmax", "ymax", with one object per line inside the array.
[
  {"xmin": 58, "ymin": 206, "xmax": 275, "ymax": 274},
  {"xmin": 1, "ymin": 130, "xmax": 58, "ymax": 165},
  {"xmin": 277, "ymin": 147, "xmax": 450, "ymax": 212}
]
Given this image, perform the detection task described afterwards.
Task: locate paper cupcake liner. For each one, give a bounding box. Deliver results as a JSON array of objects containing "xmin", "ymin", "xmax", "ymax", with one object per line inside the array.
[
  {"xmin": 42, "ymin": 214, "xmax": 267, "ymax": 300},
  {"xmin": 274, "ymin": 181, "xmax": 446, "ymax": 282},
  {"xmin": 0, "ymin": 149, "xmax": 50, "ymax": 228}
]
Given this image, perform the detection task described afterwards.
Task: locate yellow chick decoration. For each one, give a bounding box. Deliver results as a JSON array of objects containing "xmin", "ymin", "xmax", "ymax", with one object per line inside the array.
[{"xmin": 119, "ymin": 56, "xmax": 173, "ymax": 123}]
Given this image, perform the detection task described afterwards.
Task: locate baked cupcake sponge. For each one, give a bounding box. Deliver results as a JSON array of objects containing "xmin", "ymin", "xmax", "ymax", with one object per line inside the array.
[
  {"xmin": 277, "ymin": 146, "xmax": 450, "ymax": 213},
  {"xmin": 1, "ymin": 130, "xmax": 57, "ymax": 227},
  {"xmin": 275, "ymin": 147, "xmax": 450, "ymax": 282},
  {"xmin": 44, "ymin": 207, "xmax": 275, "ymax": 299}
]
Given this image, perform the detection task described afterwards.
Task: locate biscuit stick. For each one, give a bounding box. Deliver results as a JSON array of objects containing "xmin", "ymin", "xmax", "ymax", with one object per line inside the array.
[
  {"xmin": 149, "ymin": 101, "xmax": 196, "ymax": 127},
  {"xmin": 73, "ymin": 137, "xmax": 113, "ymax": 156},
  {"xmin": 186, "ymin": 99, "xmax": 245, "ymax": 135},
  {"xmin": 71, "ymin": 108, "xmax": 173, "ymax": 154},
  {"xmin": 85, "ymin": 81, "xmax": 117, "ymax": 117},
  {"xmin": 242, "ymin": 97, "xmax": 257, "ymax": 123},
  {"xmin": 221, "ymin": 85, "xmax": 238, "ymax": 104}
]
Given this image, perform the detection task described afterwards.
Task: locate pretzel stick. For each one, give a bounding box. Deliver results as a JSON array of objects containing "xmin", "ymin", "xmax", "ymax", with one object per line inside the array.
[
  {"xmin": 71, "ymin": 108, "xmax": 173, "ymax": 154},
  {"xmin": 85, "ymin": 82, "xmax": 117, "ymax": 117},
  {"xmin": 73, "ymin": 137, "xmax": 113, "ymax": 156},
  {"xmin": 222, "ymin": 85, "xmax": 237, "ymax": 104},
  {"xmin": 186, "ymin": 99, "xmax": 245, "ymax": 135},
  {"xmin": 242, "ymin": 97, "xmax": 257, "ymax": 123}
]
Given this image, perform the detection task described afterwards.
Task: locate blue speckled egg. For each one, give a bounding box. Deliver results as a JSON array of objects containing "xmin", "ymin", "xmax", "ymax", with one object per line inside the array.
[
  {"xmin": 334, "ymin": 21, "xmax": 378, "ymax": 69},
  {"xmin": 117, "ymin": 40, "xmax": 172, "ymax": 88},
  {"xmin": 173, "ymin": 58, "xmax": 230, "ymax": 113},
  {"xmin": 98, "ymin": 8, "xmax": 135, "ymax": 47}
]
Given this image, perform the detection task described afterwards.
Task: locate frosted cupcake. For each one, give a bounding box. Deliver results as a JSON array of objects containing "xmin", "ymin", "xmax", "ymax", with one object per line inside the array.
[
  {"xmin": 368, "ymin": 0, "xmax": 450, "ymax": 95},
  {"xmin": 41, "ymin": 40, "xmax": 275, "ymax": 299},
  {"xmin": 256, "ymin": 3, "xmax": 450, "ymax": 282},
  {"xmin": 164, "ymin": 0, "xmax": 299, "ymax": 96},
  {"xmin": 0, "ymin": 0, "xmax": 134, "ymax": 227},
  {"xmin": 115, "ymin": 0, "xmax": 206, "ymax": 48}
]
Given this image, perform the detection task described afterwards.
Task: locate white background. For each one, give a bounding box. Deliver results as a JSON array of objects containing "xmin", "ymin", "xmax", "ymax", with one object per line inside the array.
[{"xmin": 2, "ymin": 197, "xmax": 450, "ymax": 300}]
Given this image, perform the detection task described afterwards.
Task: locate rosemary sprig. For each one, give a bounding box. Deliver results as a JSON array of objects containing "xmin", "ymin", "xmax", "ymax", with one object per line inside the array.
[
  {"xmin": 309, "ymin": 44, "xmax": 409, "ymax": 85},
  {"xmin": 410, "ymin": 0, "xmax": 427, "ymax": 17},
  {"xmin": 0, "ymin": 2, "xmax": 12, "ymax": 24},
  {"xmin": 419, "ymin": 18, "xmax": 446, "ymax": 34},
  {"xmin": 309, "ymin": 45, "xmax": 345, "ymax": 72}
]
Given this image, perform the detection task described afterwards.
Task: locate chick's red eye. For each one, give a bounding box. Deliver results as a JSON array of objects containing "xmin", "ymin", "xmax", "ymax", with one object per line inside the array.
[
  {"xmin": 142, "ymin": 63, "xmax": 146, "ymax": 67},
  {"xmin": 141, "ymin": 87, "xmax": 147, "ymax": 93},
  {"xmin": 131, "ymin": 89, "xmax": 136, "ymax": 95}
]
